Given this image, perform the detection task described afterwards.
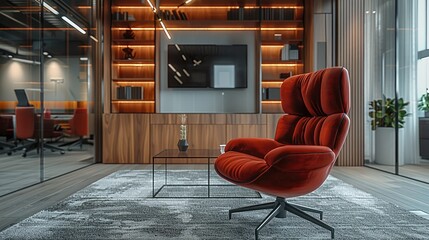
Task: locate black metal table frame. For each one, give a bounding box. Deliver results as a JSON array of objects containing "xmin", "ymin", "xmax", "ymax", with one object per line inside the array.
[{"xmin": 152, "ymin": 149, "xmax": 261, "ymax": 199}]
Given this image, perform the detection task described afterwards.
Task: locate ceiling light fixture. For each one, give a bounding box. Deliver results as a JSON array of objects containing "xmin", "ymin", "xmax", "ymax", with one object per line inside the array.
[
  {"xmin": 12, "ymin": 57, "xmax": 40, "ymax": 65},
  {"xmin": 90, "ymin": 35, "xmax": 99, "ymax": 42},
  {"xmin": 61, "ymin": 16, "xmax": 86, "ymax": 34},
  {"xmin": 43, "ymin": 2, "xmax": 59, "ymax": 15},
  {"xmin": 158, "ymin": 19, "xmax": 172, "ymax": 39},
  {"xmin": 178, "ymin": 0, "xmax": 194, "ymax": 7},
  {"xmin": 146, "ymin": 0, "xmax": 157, "ymax": 12},
  {"xmin": 144, "ymin": 0, "xmax": 172, "ymax": 39}
]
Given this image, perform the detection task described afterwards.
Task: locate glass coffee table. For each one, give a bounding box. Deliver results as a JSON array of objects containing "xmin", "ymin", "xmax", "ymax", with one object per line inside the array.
[{"xmin": 152, "ymin": 149, "xmax": 261, "ymax": 198}]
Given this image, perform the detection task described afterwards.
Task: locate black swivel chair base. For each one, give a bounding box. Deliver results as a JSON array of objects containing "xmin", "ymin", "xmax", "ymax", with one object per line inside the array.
[
  {"xmin": 0, "ymin": 141, "xmax": 16, "ymax": 155},
  {"xmin": 229, "ymin": 196, "xmax": 334, "ymax": 240},
  {"xmin": 59, "ymin": 137, "xmax": 93, "ymax": 151},
  {"xmin": 12, "ymin": 140, "xmax": 38, "ymax": 157},
  {"xmin": 43, "ymin": 143, "xmax": 65, "ymax": 155}
]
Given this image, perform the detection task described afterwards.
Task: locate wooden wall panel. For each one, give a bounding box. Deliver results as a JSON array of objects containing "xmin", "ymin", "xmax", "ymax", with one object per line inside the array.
[
  {"xmin": 226, "ymin": 125, "xmax": 267, "ymax": 141},
  {"xmin": 265, "ymin": 114, "xmax": 283, "ymax": 139},
  {"xmin": 226, "ymin": 114, "xmax": 266, "ymax": 125},
  {"xmin": 151, "ymin": 124, "xmax": 226, "ymax": 163},
  {"xmin": 336, "ymin": 0, "xmax": 365, "ymax": 166},
  {"xmin": 150, "ymin": 113, "xmax": 226, "ymax": 125},
  {"xmin": 103, "ymin": 114, "xmax": 150, "ymax": 163}
]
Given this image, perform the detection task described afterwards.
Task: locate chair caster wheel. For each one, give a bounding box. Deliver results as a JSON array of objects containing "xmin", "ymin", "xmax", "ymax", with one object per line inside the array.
[
  {"xmin": 7, "ymin": 152, "xmax": 12, "ymax": 156},
  {"xmin": 22, "ymin": 153, "xmax": 27, "ymax": 157},
  {"xmin": 60, "ymin": 151, "xmax": 65, "ymax": 154},
  {"xmin": 51, "ymin": 149, "xmax": 55, "ymax": 152}
]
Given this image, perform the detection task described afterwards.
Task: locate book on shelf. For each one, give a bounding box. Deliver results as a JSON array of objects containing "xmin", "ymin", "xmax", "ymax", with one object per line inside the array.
[
  {"xmin": 116, "ymin": 86, "xmax": 143, "ymax": 100},
  {"xmin": 280, "ymin": 44, "xmax": 299, "ymax": 61},
  {"xmin": 262, "ymin": 8, "xmax": 295, "ymax": 20},
  {"xmin": 172, "ymin": 10, "xmax": 180, "ymax": 20},
  {"xmin": 280, "ymin": 44, "xmax": 289, "ymax": 61},
  {"xmin": 289, "ymin": 44, "xmax": 299, "ymax": 60},
  {"xmin": 112, "ymin": 11, "xmax": 135, "ymax": 21},
  {"xmin": 178, "ymin": 10, "xmax": 187, "ymax": 20}
]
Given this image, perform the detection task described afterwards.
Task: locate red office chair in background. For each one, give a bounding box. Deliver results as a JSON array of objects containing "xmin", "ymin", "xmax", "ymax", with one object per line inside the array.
[
  {"xmin": 60, "ymin": 108, "xmax": 92, "ymax": 150},
  {"xmin": 14, "ymin": 107, "xmax": 38, "ymax": 157},
  {"xmin": 215, "ymin": 67, "xmax": 350, "ymax": 239},
  {"xmin": 0, "ymin": 115, "xmax": 15, "ymax": 155}
]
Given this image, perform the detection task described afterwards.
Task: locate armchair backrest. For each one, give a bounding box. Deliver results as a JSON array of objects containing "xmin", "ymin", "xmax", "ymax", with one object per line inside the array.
[
  {"xmin": 15, "ymin": 107, "xmax": 35, "ymax": 140},
  {"xmin": 275, "ymin": 67, "xmax": 350, "ymax": 156},
  {"xmin": 70, "ymin": 108, "xmax": 88, "ymax": 136}
]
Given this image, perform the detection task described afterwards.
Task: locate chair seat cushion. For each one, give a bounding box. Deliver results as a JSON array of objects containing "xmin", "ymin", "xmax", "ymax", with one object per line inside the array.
[{"xmin": 215, "ymin": 151, "xmax": 269, "ymax": 184}]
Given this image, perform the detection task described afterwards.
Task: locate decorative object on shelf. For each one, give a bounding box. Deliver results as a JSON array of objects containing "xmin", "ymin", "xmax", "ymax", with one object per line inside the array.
[
  {"xmin": 122, "ymin": 46, "xmax": 136, "ymax": 60},
  {"xmin": 418, "ymin": 88, "xmax": 429, "ymax": 117},
  {"xmin": 279, "ymin": 72, "xmax": 292, "ymax": 79},
  {"xmin": 123, "ymin": 28, "xmax": 135, "ymax": 39},
  {"xmin": 369, "ymin": 96, "xmax": 410, "ymax": 165},
  {"xmin": 177, "ymin": 114, "xmax": 188, "ymax": 152}
]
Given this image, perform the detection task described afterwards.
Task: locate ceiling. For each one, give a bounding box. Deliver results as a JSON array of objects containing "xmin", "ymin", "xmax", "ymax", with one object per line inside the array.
[{"xmin": 0, "ymin": 0, "xmax": 92, "ymax": 59}]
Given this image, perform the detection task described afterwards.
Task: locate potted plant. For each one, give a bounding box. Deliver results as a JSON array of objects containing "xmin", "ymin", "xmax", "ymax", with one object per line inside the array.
[
  {"xmin": 369, "ymin": 96, "xmax": 410, "ymax": 165},
  {"xmin": 417, "ymin": 89, "xmax": 429, "ymax": 117}
]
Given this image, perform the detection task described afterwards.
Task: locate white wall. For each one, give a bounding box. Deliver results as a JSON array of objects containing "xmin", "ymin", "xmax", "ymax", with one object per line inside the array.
[
  {"xmin": 0, "ymin": 57, "xmax": 86, "ymax": 103},
  {"xmin": 158, "ymin": 31, "xmax": 257, "ymax": 113}
]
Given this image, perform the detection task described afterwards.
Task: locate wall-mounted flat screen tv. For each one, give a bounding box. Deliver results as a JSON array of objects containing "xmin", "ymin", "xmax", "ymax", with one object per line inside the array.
[{"xmin": 167, "ymin": 44, "xmax": 247, "ymax": 88}]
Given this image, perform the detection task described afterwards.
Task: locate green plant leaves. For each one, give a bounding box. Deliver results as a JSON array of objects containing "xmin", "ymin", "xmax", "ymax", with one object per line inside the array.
[
  {"xmin": 417, "ymin": 93, "xmax": 429, "ymax": 112},
  {"xmin": 368, "ymin": 96, "xmax": 410, "ymax": 130}
]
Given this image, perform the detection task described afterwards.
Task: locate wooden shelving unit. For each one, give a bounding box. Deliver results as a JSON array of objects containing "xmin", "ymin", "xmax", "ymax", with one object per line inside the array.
[
  {"xmin": 110, "ymin": 1, "xmax": 155, "ymax": 113},
  {"xmin": 109, "ymin": 0, "xmax": 305, "ymax": 114},
  {"xmin": 260, "ymin": 0, "xmax": 305, "ymax": 113}
]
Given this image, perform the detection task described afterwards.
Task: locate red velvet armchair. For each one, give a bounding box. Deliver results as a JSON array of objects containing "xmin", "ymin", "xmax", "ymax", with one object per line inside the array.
[{"xmin": 215, "ymin": 67, "xmax": 350, "ymax": 239}]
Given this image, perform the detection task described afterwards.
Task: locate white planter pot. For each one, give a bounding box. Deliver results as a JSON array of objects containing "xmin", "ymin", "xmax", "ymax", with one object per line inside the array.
[{"xmin": 374, "ymin": 127, "xmax": 404, "ymax": 166}]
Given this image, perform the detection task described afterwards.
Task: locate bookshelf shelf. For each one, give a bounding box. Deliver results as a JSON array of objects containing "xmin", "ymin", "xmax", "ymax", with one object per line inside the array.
[
  {"xmin": 111, "ymin": 0, "xmax": 156, "ymax": 113},
  {"xmin": 109, "ymin": 0, "xmax": 305, "ymax": 114},
  {"xmin": 260, "ymin": 0, "xmax": 304, "ymax": 113}
]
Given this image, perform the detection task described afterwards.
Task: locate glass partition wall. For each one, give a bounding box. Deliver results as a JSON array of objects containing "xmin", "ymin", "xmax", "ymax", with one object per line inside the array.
[
  {"xmin": 0, "ymin": 0, "xmax": 97, "ymax": 196},
  {"xmin": 365, "ymin": 0, "xmax": 429, "ymax": 183}
]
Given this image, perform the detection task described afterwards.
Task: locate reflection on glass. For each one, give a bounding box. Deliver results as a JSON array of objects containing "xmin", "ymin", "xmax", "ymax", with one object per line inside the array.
[
  {"xmin": 365, "ymin": 0, "xmax": 429, "ymax": 183},
  {"xmin": 0, "ymin": 0, "xmax": 96, "ymax": 196}
]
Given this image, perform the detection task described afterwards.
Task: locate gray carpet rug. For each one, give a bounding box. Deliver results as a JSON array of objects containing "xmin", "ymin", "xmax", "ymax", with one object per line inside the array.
[{"xmin": 0, "ymin": 170, "xmax": 428, "ymax": 239}]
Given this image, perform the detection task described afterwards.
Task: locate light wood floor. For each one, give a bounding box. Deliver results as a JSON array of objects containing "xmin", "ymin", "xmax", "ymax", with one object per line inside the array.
[{"xmin": 0, "ymin": 164, "xmax": 428, "ymax": 232}]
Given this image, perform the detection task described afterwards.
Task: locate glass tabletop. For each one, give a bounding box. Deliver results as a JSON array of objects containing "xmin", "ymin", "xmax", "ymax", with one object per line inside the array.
[{"xmin": 153, "ymin": 149, "xmax": 221, "ymax": 158}]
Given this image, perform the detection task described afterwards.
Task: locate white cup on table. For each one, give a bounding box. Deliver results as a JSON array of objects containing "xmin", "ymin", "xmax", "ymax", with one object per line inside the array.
[{"xmin": 219, "ymin": 144, "xmax": 226, "ymax": 154}]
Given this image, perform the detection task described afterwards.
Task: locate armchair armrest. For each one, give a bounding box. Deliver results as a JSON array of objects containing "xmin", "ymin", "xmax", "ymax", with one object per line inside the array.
[
  {"xmin": 226, "ymin": 138, "xmax": 283, "ymax": 159},
  {"xmin": 264, "ymin": 145, "xmax": 335, "ymax": 171}
]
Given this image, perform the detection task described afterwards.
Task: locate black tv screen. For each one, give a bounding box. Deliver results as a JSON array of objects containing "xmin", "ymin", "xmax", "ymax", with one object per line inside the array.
[{"xmin": 167, "ymin": 44, "xmax": 247, "ymax": 88}]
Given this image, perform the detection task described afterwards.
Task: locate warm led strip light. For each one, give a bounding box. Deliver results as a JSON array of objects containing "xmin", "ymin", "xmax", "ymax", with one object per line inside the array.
[
  {"xmin": 112, "ymin": 27, "xmax": 155, "ymax": 31},
  {"xmin": 115, "ymin": 81, "xmax": 155, "ymax": 85},
  {"xmin": 162, "ymin": 27, "xmax": 260, "ymax": 31},
  {"xmin": 262, "ymin": 82, "xmax": 283, "ymax": 87},
  {"xmin": 261, "ymin": 45, "xmax": 285, "ymax": 48},
  {"xmin": 111, "ymin": 6, "xmax": 152, "ymax": 9},
  {"xmin": 113, "ymin": 45, "xmax": 154, "ymax": 48},
  {"xmin": 114, "ymin": 63, "xmax": 155, "ymax": 67},
  {"xmin": 261, "ymin": 28, "xmax": 304, "ymax": 31},
  {"xmin": 262, "ymin": 101, "xmax": 282, "ymax": 104},
  {"xmin": 261, "ymin": 63, "xmax": 303, "ymax": 67},
  {"xmin": 114, "ymin": 100, "xmax": 155, "ymax": 103}
]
